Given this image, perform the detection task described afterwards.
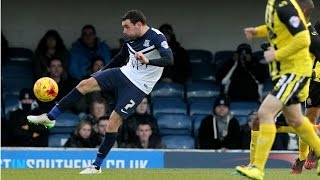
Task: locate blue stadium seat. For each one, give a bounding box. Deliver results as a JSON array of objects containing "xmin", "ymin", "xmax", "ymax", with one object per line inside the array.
[
  {"xmin": 230, "ymin": 101, "xmax": 260, "ymax": 116},
  {"xmin": 234, "ymin": 114, "xmax": 248, "ymax": 126},
  {"xmin": 50, "ymin": 113, "xmax": 80, "ymax": 134},
  {"xmin": 150, "ymin": 82, "xmax": 184, "ymax": 98},
  {"xmin": 213, "ymin": 50, "xmax": 234, "ymax": 73},
  {"xmin": 4, "ymin": 94, "xmax": 19, "ymax": 119},
  {"xmin": 156, "ymin": 113, "xmax": 192, "ymax": 135},
  {"xmin": 151, "ymin": 96, "xmax": 184, "ymax": 105},
  {"xmin": 189, "ymin": 102, "xmax": 212, "ymax": 116},
  {"xmin": 186, "ymin": 81, "xmax": 221, "ymax": 98},
  {"xmin": 187, "ymin": 97, "xmax": 216, "ymax": 105},
  {"xmin": 152, "ymin": 101, "xmax": 187, "ymax": 115},
  {"xmin": 48, "ymin": 134, "xmax": 70, "ymax": 147},
  {"xmin": 187, "ymin": 49, "xmax": 213, "ymax": 63},
  {"xmin": 8, "ymin": 47, "xmax": 33, "ymax": 62},
  {"xmin": 190, "ymin": 62, "xmax": 215, "ymax": 81},
  {"xmin": 191, "ymin": 114, "xmax": 207, "ymax": 136},
  {"xmin": 162, "ymin": 135, "xmax": 195, "ymax": 149},
  {"xmin": 2, "ymin": 77, "xmax": 34, "ymax": 96}
]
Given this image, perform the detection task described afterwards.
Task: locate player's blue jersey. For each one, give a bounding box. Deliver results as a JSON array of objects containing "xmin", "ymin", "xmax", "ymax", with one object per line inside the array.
[{"xmin": 120, "ymin": 28, "xmax": 172, "ymax": 94}]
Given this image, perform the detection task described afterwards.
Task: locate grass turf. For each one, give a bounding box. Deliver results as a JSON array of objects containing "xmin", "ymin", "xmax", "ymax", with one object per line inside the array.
[{"xmin": 1, "ymin": 168, "xmax": 318, "ymax": 180}]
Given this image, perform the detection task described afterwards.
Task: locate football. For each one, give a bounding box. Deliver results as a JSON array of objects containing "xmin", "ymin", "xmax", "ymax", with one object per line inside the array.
[{"xmin": 33, "ymin": 77, "xmax": 59, "ymax": 102}]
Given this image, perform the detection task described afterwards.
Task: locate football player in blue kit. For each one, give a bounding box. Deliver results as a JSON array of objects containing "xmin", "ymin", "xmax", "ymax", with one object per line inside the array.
[{"xmin": 27, "ymin": 10, "xmax": 173, "ymax": 174}]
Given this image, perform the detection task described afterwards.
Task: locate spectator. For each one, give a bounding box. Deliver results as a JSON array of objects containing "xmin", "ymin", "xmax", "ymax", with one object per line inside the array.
[
  {"xmin": 117, "ymin": 97, "xmax": 160, "ymax": 147},
  {"xmin": 159, "ymin": 23, "xmax": 191, "ymax": 84},
  {"xmin": 47, "ymin": 57, "xmax": 77, "ymax": 102},
  {"xmin": 83, "ymin": 96, "xmax": 110, "ymax": 130},
  {"xmin": 64, "ymin": 120, "xmax": 98, "ymax": 148},
  {"xmin": 33, "ymin": 29, "xmax": 69, "ymax": 80},
  {"xmin": 8, "ymin": 88, "xmax": 49, "ymax": 147},
  {"xmin": 69, "ymin": 24, "xmax": 111, "ymax": 80},
  {"xmin": 126, "ymin": 120, "xmax": 163, "ymax": 149},
  {"xmin": 94, "ymin": 116, "xmax": 118, "ymax": 147},
  {"xmin": 89, "ymin": 56, "xmax": 106, "ymax": 75},
  {"xmin": 198, "ymin": 95, "xmax": 241, "ymax": 150},
  {"xmin": 216, "ymin": 43, "xmax": 268, "ymax": 102}
]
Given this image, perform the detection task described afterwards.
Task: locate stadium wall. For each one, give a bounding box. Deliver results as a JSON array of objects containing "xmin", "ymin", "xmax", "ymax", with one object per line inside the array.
[
  {"xmin": 1, "ymin": 148, "xmax": 298, "ymax": 169},
  {"xmin": 3, "ymin": 0, "xmax": 319, "ymax": 53}
]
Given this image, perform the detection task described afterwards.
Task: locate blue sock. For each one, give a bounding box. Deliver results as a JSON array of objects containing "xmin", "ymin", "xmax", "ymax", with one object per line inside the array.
[
  {"xmin": 93, "ymin": 132, "xmax": 117, "ymax": 169},
  {"xmin": 48, "ymin": 88, "xmax": 83, "ymax": 119}
]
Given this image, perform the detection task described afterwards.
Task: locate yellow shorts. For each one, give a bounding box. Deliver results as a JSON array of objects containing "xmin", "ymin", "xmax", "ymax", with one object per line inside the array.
[{"xmin": 271, "ymin": 74, "xmax": 309, "ymax": 105}]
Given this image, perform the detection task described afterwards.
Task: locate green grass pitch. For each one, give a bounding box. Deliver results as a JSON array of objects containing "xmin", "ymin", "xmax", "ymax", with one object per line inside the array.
[{"xmin": 1, "ymin": 168, "xmax": 318, "ymax": 180}]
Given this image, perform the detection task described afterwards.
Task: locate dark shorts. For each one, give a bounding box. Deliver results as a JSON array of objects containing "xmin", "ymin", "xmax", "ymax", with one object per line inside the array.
[
  {"xmin": 92, "ymin": 68, "xmax": 147, "ymax": 119},
  {"xmin": 306, "ymin": 80, "xmax": 320, "ymax": 108}
]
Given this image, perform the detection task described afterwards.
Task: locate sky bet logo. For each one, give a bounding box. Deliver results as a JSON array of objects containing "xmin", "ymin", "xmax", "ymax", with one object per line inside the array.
[{"xmin": 0, "ymin": 159, "xmax": 149, "ymax": 168}]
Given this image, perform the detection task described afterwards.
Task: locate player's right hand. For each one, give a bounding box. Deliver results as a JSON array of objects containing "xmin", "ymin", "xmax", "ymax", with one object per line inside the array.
[{"xmin": 244, "ymin": 27, "xmax": 257, "ymax": 41}]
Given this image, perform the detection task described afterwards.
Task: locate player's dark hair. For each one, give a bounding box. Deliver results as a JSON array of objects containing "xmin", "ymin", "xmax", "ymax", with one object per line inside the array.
[
  {"xmin": 35, "ymin": 29, "xmax": 67, "ymax": 56},
  {"xmin": 122, "ymin": 10, "xmax": 146, "ymax": 25}
]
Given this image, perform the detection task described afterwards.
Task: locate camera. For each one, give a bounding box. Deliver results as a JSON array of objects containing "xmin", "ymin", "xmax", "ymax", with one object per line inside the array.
[{"xmin": 260, "ymin": 42, "xmax": 270, "ymax": 51}]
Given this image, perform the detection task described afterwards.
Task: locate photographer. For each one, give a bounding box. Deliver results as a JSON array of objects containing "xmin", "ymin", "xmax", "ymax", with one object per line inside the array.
[{"xmin": 216, "ymin": 43, "xmax": 268, "ymax": 102}]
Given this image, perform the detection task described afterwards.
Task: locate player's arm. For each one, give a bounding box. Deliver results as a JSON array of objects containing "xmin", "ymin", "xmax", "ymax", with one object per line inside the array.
[
  {"xmin": 255, "ymin": 25, "xmax": 268, "ymax": 37},
  {"xmin": 147, "ymin": 35, "xmax": 174, "ymax": 67},
  {"xmin": 101, "ymin": 44, "xmax": 129, "ymax": 70},
  {"xmin": 274, "ymin": 2, "xmax": 310, "ymax": 61}
]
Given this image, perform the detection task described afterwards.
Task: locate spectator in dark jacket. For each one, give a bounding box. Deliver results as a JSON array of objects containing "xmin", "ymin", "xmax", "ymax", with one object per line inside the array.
[
  {"xmin": 159, "ymin": 23, "xmax": 191, "ymax": 84},
  {"xmin": 198, "ymin": 95, "xmax": 241, "ymax": 149},
  {"xmin": 216, "ymin": 43, "xmax": 268, "ymax": 102},
  {"xmin": 126, "ymin": 120, "xmax": 163, "ymax": 149},
  {"xmin": 94, "ymin": 116, "xmax": 118, "ymax": 148},
  {"xmin": 8, "ymin": 88, "xmax": 49, "ymax": 147},
  {"xmin": 33, "ymin": 29, "xmax": 70, "ymax": 80},
  {"xmin": 64, "ymin": 120, "xmax": 98, "ymax": 148}
]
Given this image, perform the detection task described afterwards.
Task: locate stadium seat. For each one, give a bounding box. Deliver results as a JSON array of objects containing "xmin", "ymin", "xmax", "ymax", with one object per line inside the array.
[
  {"xmin": 48, "ymin": 134, "xmax": 70, "ymax": 147},
  {"xmin": 187, "ymin": 97, "xmax": 216, "ymax": 105},
  {"xmin": 186, "ymin": 81, "xmax": 221, "ymax": 99},
  {"xmin": 191, "ymin": 62, "xmax": 215, "ymax": 81},
  {"xmin": 50, "ymin": 112, "xmax": 80, "ymax": 134},
  {"xmin": 191, "ymin": 114, "xmax": 207, "ymax": 136},
  {"xmin": 156, "ymin": 113, "xmax": 192, "ymax": 135},
  {"xmin": 152, "ymin": 100, "xmax": 187, "ymax": 115},
  {"xmin": 2, "ymin": 77, "xmax": 34, "ymax": 96},
  {"xmin": 189, "ymin": 102, "xmax": 212, "ymax": 116},
  {"xmin": 4, "ymin": 94, "xmax": 19, "ymax": 119},
  {"xmin": 213, "ymin": 50, "xmax": 234, "ymax": 74},
  {"xmin": 8, "ymin": 47, "xmax": 33, "ymax": 62},
  {"xmin": 162, "ymin": 135, "xmax": 195, "ymax": 149},
  {"xmin": 230, "ymin": 101, "xmax": 260, "ymax": 116},
  {"xmin": 151, "ymin": 96, "xmax": 184, "ymax": 105},
  {"xmin": 150, "ymin": 82, "xmax": 184, "ymax": 98},
  {"xmin": 187, "ymin": 49, "xmax": 213, "ymax": 63}
]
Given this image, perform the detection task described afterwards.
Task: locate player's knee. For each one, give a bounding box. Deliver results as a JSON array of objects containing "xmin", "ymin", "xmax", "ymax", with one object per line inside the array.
[{"xmin": 106, "ymin": 118, "xmax": 122, "ymax": 133}]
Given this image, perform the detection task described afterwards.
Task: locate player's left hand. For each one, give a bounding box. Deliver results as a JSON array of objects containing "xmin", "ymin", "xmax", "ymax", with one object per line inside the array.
[
  {"xmin": 135, "ymin": 52, "xmax": 149, "ymax": 64},
  {"xmin": 264, "ymin": 47, "xmax": 275, "ymax": 63}
]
